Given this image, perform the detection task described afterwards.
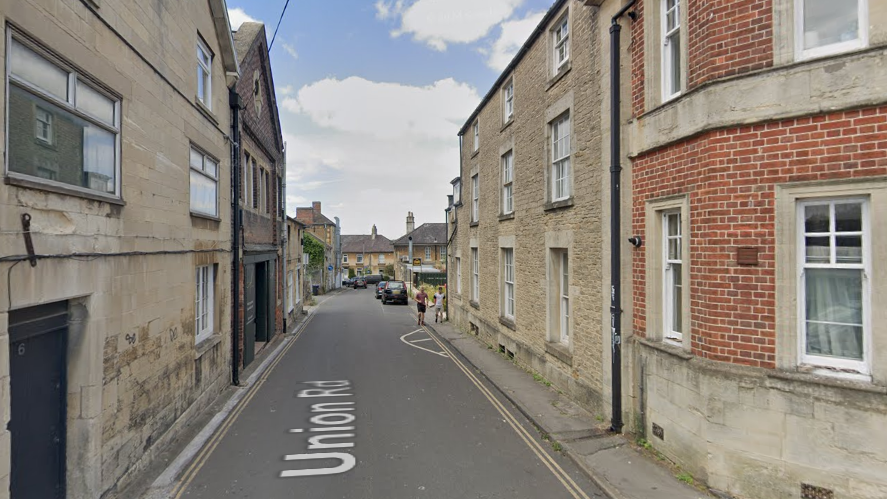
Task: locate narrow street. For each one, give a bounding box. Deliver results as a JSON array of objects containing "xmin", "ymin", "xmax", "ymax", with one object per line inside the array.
[{"xmin": 170, "ymin": 289, "xmax": 604, "ymax": 499}]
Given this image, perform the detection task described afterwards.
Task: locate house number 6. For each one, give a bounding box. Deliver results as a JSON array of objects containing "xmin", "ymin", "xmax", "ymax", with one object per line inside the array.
[{"xmin": 17, "ymin": 344, "xmax": 25, "ymax": 356}]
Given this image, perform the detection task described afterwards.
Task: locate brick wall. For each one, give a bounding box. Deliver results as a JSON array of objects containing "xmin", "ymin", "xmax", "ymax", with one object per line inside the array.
[{"xmin": 632, "ymin": 105, "xmax": 887, "ymax": 368}]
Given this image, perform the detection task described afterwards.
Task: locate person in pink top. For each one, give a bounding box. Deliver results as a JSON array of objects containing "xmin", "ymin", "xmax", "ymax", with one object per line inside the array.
[{"xmin": 415, "ymin": 286, "xmax": 428, "ymax": 326}]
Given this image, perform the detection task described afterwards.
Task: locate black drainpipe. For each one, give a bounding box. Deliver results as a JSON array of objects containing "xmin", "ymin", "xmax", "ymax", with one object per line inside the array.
[
  {"xmin": 230, "ymin": 87, "xmax": 242, "ymax": 386},
  {"xmin": 609, "ymin": 0, "xmax": 637, "ymax": 433}
]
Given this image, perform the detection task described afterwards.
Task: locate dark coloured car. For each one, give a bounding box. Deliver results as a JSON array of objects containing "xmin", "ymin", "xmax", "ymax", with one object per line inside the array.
[
  {"xmin": 343, "ymin": 277, "xmax": 353, "ymax": 286},
  {"xmin": 353, "ymin": 278, "xmax": 367, "ymax": 289},
  {"xmin": 381, "ymin": 281, "xmax": 408, "ymax": 305},
  {"xmin": 364, "ymin": 274, "xmax": 383, "ymax": 285},
  {"xmin": 375, "ymin": 281, "xmax": 388, "ymax": 299}
]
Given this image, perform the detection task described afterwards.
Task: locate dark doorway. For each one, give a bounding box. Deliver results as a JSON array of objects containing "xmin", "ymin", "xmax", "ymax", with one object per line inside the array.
[
  {"xmin": 244, "ymin": 263, "xmax": 256, "ymax": 367},
  {"xmin": 255, "ymin": 261, "xmax": 269, "ymax": 343},
  {"xmin": 9, "ymin": 301, "xmax": 68, "ymax": 499}
]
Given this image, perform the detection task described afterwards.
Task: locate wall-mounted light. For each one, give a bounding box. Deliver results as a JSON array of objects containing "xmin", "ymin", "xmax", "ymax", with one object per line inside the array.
[{"xmin": 628, "ymin": 236, "xmax": 642, "ymax": 248}]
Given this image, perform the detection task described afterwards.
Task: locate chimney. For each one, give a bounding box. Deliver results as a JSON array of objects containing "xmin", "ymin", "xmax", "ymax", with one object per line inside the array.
[
  {"xmin": 312, "ymin": 201, "xmax": 321, "ymax": 213},
  {"xmin": 371, "ymin": 224, "xmax": 377, "ymax": 240},
  {"xmin": 406, "ymin": 211, "xmax": 415, "ymax": 233}
]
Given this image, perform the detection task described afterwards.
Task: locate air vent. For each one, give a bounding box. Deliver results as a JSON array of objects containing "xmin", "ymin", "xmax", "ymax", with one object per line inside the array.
[{"xmin": 801, "ymin": 484, "xmax": 833, "ymax": 499}]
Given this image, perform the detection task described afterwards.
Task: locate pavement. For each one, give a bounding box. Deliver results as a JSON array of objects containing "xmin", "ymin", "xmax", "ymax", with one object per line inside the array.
[{"xmin": 422, "ymin": 315, "xmax": 712, "ymax": 499}]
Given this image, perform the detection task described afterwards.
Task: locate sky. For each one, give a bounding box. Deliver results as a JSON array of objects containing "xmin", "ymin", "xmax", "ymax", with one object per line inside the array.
[{"xmin": 226, "ymin": 0, "xmax": 555, "ymax": 239}]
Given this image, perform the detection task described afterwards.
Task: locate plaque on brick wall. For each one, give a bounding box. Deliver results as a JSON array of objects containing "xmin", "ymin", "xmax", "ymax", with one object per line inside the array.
[{"xmin": 736, "ymin": 247, "xmax": 759, "ymax": 266}]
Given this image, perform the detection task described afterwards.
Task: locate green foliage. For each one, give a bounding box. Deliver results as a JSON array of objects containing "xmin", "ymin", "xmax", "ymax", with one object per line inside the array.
[
  {"xmin": 348, "ymin": 268, "xmax": 355, "ymax": 278},
  {"xmin": 383, "ymin": 264, "xmax": 394, "ymax": 277},
  {"xmin": 551, "ymin": 441, "xmax": 563, "ymax": 452},
  {"xmin": 302, "ymin": 233, "xmax": 325, "ymax": 270},
  {"xmin": 676, "ymin": 472, "xmax": 694, "ymax": 485}
]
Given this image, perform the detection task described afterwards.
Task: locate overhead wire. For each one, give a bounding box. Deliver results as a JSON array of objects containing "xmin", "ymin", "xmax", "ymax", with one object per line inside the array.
[{"xmin": 268, "ymin": 0, "xmax": 291, "ymax": 52}]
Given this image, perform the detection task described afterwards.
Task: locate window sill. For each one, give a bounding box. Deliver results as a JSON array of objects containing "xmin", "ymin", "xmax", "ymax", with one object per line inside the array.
[
  {"xmin": 453, "ymin": 202, "xmax": 463, "ymax": 208},
  {"xmin": 195, "ymin": 99, "xmax": 219, "ymax": 125},
  {"xmin": 769, "ymin": 368, "xmax": 884, "ymax": 395},
  {"xmin": 191, "ymin": 212, "xmax": 222, "ymax": 223},
  {"xmin": 470, "ymin": 149, "xmax": 479, "ymax": 159},
  {"xmin": 195, "ymin": 332, "xmax": 222, "ymax": 359},
  {"xmin": 5, "ymin": 174, "xmax": 125, "ymax": 206},
  {"xmin": 501, "ymin": 117, "xmax": 514, "ymax": 132},
  {"xmin": 470, "ymin": 221, "xmax": 479, "ymax": 228},
  {"xmin": 498, "ymin": 212, "xmax": 515, "ymax": 221},
  {"xmin": 544, "ymin": 197, "xmax": 574, "ymax": 212},
  {"xmin": 636, "ymin": 337, "xmax": 693, "ymax": 360},
  {"xmin": 547, "ymin": 62, "xmax": 572, "ymax": 91},
  {"xmin": 499, "ymin": 316, "xmax": 516, "ymax": 330},
  {"xmin": 545, "ymin": 341, "xmax": 572, "ymax": 366},
  {"xmin": 470, "ymin": 300, "xmax": 480, "ymax": 310}
]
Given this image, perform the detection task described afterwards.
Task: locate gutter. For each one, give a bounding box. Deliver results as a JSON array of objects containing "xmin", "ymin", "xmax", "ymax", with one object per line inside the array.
[{"xmin": 230, "ymin": 87, "xmax": 242, "ymax": 386}]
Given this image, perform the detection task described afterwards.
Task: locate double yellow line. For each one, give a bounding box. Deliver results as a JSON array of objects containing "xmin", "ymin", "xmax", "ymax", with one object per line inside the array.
[
  {"xmin": 170, "ymin": 309, "xmax": 318, "ymax": 498},
  {"xmin": 422, "ymin": 324, "xmax": 592, "ymax": 499}
]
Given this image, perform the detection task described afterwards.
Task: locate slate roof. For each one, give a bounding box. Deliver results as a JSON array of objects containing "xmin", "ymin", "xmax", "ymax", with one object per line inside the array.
[
  {"xmin": 233, "ymin": 22, "xmax": 264, "ymax": 65},
  {"xmin": 341, "ymin": 234, "xmax": 394, "ymax": 253},
  {"xmin": 392, "ymin": 223, "xmax": 447, "ymax": 246}
]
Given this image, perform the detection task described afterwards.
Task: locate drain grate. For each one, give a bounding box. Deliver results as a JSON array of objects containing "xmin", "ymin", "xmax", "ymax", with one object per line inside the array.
[
  {"xmin": 470, "ymin": 322, "xmax": 479, "ymax": 335},
  {"xmin": 801, "ymin": 483, "xmax": 833, "ymax": 499}
]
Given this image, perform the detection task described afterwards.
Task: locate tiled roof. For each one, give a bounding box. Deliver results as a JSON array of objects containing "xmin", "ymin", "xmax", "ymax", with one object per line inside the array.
[
  {"xmin": 341, "ymin": 234, "xmax": 394, "ymax": 253},
  {"xmin": 392, "ymin": 223, "xmax": 447, "ymax": 246}
]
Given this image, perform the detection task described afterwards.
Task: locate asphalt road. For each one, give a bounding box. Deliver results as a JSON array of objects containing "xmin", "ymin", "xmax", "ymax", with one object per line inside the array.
[{"xmin": 175, "ymin": 287, "xmax": 605, "ymax": 499}]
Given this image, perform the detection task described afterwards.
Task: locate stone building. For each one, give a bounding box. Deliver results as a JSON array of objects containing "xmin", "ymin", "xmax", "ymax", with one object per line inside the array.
[
  {"xmin": 626, "ymin": 1, "xmax": 887, "ymax": 498},
  {"xmin": 285, "ymin": 217, "xmax": 308, "ymax": 331},
  {"xmin": 232, "ymin": 22, "xmax": 285, "ymax": 370},
  {"xmin": 341, "ymin": 226, "xmax": 395, "ymax": 277},
  {"xmin": 450, "ymin": 0, "xmax": 620, "ymax": 419},
  {"xmin": 304, "ymin": 230, "xmax": 334, "ymax": 292},
  {"xmin": 392, "ymin": 213, "xmax": 447, "ymax": 270},
  {"xmin": 295, "ymin": 201, "xmax": 341, "ymax": 288},
  {"xmin": 0, "ymin": 0, "xmax": 238, "ymax": 497}
]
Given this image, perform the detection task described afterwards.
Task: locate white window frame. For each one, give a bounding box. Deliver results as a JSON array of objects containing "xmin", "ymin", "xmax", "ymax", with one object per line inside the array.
[
  {"xmin": 472, "ymin": 174, "xmax": 480, "ymax": 223},
  {"xmin": 553, "ymin": 14, "xmax": 570, "ymax": 72},
  {"xmin": 357, "ymin": 254, "xmax": 364, "ymax": 264},
  {"xmin": 502, "ymin": 151, "xmax": 514, "ymax": 215},
  {"xmin": 453, "ymin": 179, "xmax": 462, "ymax": 205},
  {"xmin": 6, "ymin": 32, "xmax": 122, "ymax": 197},
  {"xmin": 661, "ymin": 0, "xmax": 682, "ymax": 100},
  {"xmin": 473, "ymin": 121, "xmax": 479, "ymax": 152},
  {"xmin": 797, "ymin": 198, "xmax": 871, "ymax": 374},
  {"xmin": 296, "ymin": 265, "xmax": 302, "ymax": 305},
  {"xmin": 472, "ymin": 248, "xmax": 479, "ymax": 302},
  {"xmin": 425, "ymin": 247, "xmax": 431, "ymax": 261},
  {"xmin": 195, "ymin": 265, "xmax": 214, "ymax": 344},
  {"xmin": 503, "ymin": 248, "xmax": 515, "ymax": 320},
  {"xmin": 663, "ymin": 211, "xmax": 683, "ymax": 344},
  {"xmin": 456, "ymin": 257, "xmax": 462, "ymax": 294},
  {"xmin": 379, "ymin": 254, "xmax": 385, "ymax": 264},
  {"xmin": 35, "ymin": 106, "xmax": 53, "ymax": 144},
  {"xmin": 559, "ymin": 251, "xmax": 570, "ymax": 344},
  {"xmin": 287, "ymin": 271, "xmax": 294, "ymax": 312},
  {"xmin": 551, "ymin": 113, "xmax": 571, "ymax": 201},
  {"xmin": 795, "ymin": 0, "xmax": 868, "ymax": 61},
  {"xmin": 197, "ymin": 37, "xmax": 213, "ymax": 110},
  {"xmin": 503, "ymin": 80, "xmax": 514, "ymax": 121},
  {"xmin": 343, "ymin": 254, "xmax": 348, "ymax": 263},
  {"xmin": 189, "ymin": 146, "xmax": 219, "ymax": 217}
]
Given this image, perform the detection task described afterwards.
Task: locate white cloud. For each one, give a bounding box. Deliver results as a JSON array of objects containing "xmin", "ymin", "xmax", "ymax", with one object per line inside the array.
[
  {"xmin": 485, "ymin": 10, "xmax": 545, "ymax": 71},
  {"xmin": 281, "ymin": 76, "xmax": 480, "ymax": 237},
  {"xmin": 282, "ymin": 42, "xmax": 299, "ymax": 60},
  {"xmin": 228, "ymin": 8, "xmax": 258, "ymax": 31},
  {"xmin": 381, "ymin": 0, "xmax": 524, "ymax": 51},
  {"xmin": 277, "ymin": 85, "xmax": 295, "ymax": 96}
]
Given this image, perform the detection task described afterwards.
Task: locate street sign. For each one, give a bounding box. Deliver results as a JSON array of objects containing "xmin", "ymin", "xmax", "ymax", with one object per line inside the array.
[
  {"xmin": 328, "ymin": 265, "xmax": 333, "ymax": 271},
  {"xmin": 413, "ymin": 258, "xmax": 422, "ymax": 266}
]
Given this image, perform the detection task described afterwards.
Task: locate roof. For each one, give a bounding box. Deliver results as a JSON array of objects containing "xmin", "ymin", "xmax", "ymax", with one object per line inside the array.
[
  {"xmin": 314, "ymin": 212, "xmax": 336, "ymax": 226},
  {"xmin": 287, "ymin": 216, "xmax": 307, "ymax": 227},
  {"xmin": 304, "ymin": 230, "xmax": 331, "ymax": 250},
  {"xmin": 458, "ymin": 0, "xmax": 569, "ymax": 136},
  {"xmin": 341, "ymin": 234, "xmax": 394, "ymax": 254},
  {"xmin": 392, "ymin": 223, "xmax": 447, "ymax": 246},
  {"xmin": 233, "ymin": 22, "xmax": 264, "ymax": 64},
  {"xmin": 233, "ymin": 22, "xmax": 284, "ymax": 156}
]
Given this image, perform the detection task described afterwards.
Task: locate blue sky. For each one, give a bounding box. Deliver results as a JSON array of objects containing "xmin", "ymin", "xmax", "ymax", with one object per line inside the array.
[{"xmin": 227, "ymin": 0, "xmax": 555, "ymax": 239}]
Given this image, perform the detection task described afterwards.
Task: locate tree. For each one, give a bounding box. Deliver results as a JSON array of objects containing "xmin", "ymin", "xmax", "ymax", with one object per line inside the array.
[
  {"xmin": 383, "ymin": 264, "xmax": 394, "ymax": 279},
  {"xmin": 302, "ymin": 233, "xmax": 325, "ymax": 271}
]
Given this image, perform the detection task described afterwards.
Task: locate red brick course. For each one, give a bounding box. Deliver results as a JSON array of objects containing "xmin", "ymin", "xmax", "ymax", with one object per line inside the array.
[{"xmin": 631, "ymin": 106, "xmax": 887, "ymax": 368}]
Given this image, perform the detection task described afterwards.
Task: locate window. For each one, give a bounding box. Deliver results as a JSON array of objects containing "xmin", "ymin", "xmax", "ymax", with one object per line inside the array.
[
  {"xmin": 197, "ymin": 37, "xmax": 212, "ymax": 109},
  {"xmin": 6, "ymin": 35, "xmax": 120, "ymax": 196},
  {"xmin": 799, "ymin": 199, "xmax": 869, "ymax": 373},
  {"xmin": 195, "ymin": 265, "xmax": 215, "ymax": 343},
  {"xmin": 504, "ymin": 80, "xmax": 514, "ymax": 121},
  {"xmin": 471, "ymin": 248, "xmax": 479, "ymax": 302},
  {"xmin": 287, "ymin": 271, "xmax": 294, "ymax": 312},
  {"xmin": 553, "ymin": 15, "xmax": 570, "ymax": 71},
  {"xmin": 425, "ymin": 247, "xmax": 431, "ymax": 261},
  {"xmin": 357, "ymin": 254, "xmax": 364, "ymax": 263},
  {"xmin": 243, "ymin": 151, "xmax": 251, "ymax": 204},
  {"xmin": 453, "ymin": 178, "xmax": 462, "ymax": 205},
  {"xmin": 441, "ymin": 245, "xmax": 446, "ymax": 260},
  {"xmin": 472, "ymin": 174, "xmax": 480, "ymax": 223},
  {"xmin": 796, "ymin": 0, "xmax": 867, "ymax": 60},
  {"xmin": 473, "ymin": 121, "xmax": 479, "ymax": 152},
  {"xmin": 502, "ymin": 151, "xmax": 514, "ymax": 215},
  {"xmin": 251, "ymin": 158, "xmax": 258, "ymax": 209},
  {"xmin": 259, "ymin": 169, "xmax": 266, "ymax": 214},
  {"xmin": 343, "ymin": 254, "xmax": 349, "ymax": 263},
  {"xmin": 551, "ymin": 113, "xmax": 571, "ymax": 201},
  {"xmin": 662, "ymin": 0, "xmax": 682, "ymax": 99},
  {"xmin": 296, "ymin": 266, "xmax": 302, "ymax": 304},
  {"xmin": 551, "ymin": 250, "xmax": 570, "ymax": 344},
  {"xmin": 503, "ymin": 249, "xmax": 515, "ymax": 319},
  {"xmin": 379, "ymin": 254, "xmax": 385, "ymax": 264},
  {"xmin": 456, "ymin": 257, "xmax": 462, "ymax": 293},
  {"xmin": 190, "ymin": 146, "xmax": 219, "ymax": 217},
  {"xmin": 663, "ymin": 211, "xmax": 683, "ymax": 343}
]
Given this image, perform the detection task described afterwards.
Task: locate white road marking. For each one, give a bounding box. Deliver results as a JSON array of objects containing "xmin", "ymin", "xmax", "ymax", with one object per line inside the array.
[
  {"xmin": 410, "ymin": 338, "xmax": 434, "ymax": 343},
  {"xmin": 400, "ymin": 330, "xmax": 448, "ymax": 357}
]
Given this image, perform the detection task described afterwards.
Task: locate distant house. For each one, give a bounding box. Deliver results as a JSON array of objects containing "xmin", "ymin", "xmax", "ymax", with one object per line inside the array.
[
  {"xmin": 285, "ymin": 217, "xmax": 309, "ymax": 330},
  {"xmin": 392, "ymin": 212, "xmax": 447, "ymax": 270},
  {"xmin": 296, "ymin": 201, "xmax": 341, "ymax": 288},
  {"xmin": 341, "ymin": 225, "xmax": 394, "ymax": 276}
]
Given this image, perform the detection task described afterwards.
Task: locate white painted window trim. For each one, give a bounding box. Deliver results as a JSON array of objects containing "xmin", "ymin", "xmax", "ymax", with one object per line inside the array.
[
  {"xmin": 559, "ymin": 251, "xmax": 570, "ymax": 344},
  {"xmin": 35, "ymin": 107, "xmax": 53, "ymax": 144},
  {"xmin": 357, "ymin": 254, "xmax": 363, "ymax": 263},
  {"xmin": 473, "ymin": 121, "xmax": 479, "ymax": 151},
  {"xmin": 661, "ymin": 0, "xmax": 682, "ymax": 101},
  {"xmin": 197, "ymin": 36, "xmax": 213, "ymax": 110},
  {"xmin": 456, "ymin": 257, "xmax": 462, "ymax": 294},
  {"xmin": 472, "ymin": 174, "xmax": 480, "ymax": 222},
  {"xmin": 190, "ymin": 145, "xmax": 219, "ymax": 217},
  {"xmin": 343, "ymin": 254, "xmax": 348, "ymax": 263},
  {"xmin": 454, "ymin": 179, "xmax": 462, "ymax": 204},
  {"xmin": 287, "ymin": 271, "xmax": 294, "ymax": 312},
  {"xmin": 551, "ymin": 113, "xmax": 571, "ymax": 202},
  {"xmin": 663, "ymin": 210, "xmax": 683, "ymax": 344},
  {"xmin": 504, "ymin": 80, "xmax": 514, "ymax": 121},
  {"xmin": 795, "ymin": 0, "xmax": 868, "ymax": 61},
  {"xmin": 502, "ymin": 151, "xmax": 514, "ymax": 215},
  {"xmin": 425, "ymin": 247, "xmax": 431, "ymax": 260},
  {"xmin": 472, "ymin": 248, "xmax": 479, "ymax": 302},
  {"xmin": 503, "ymin": 248, "xmax": 515, "ymax": 319},
  {"xmin": 379, "ymin": 254, "xmax": 385, "ymax": 264},
  {"xmin": 195, "ymin": 265, "xmax": 214, "ymax": 344},
  {"xmin": 553, "ymin": 14, "xmax": 570, "ymax": 72},
  {"xmin": 797, "ymin": 197, "xmax": 871, "ymax": 375}
]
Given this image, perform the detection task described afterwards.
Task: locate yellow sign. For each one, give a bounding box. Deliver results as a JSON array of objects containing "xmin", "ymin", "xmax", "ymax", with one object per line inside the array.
[{"xmin": 412, "ymin": 258, "xmax": 422, "ymax": 266}]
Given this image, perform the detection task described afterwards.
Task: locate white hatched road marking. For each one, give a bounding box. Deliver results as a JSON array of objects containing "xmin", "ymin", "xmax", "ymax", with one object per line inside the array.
[{"xmin": 400, "ymin": 329, "xmax": 448, "ymax": 357}]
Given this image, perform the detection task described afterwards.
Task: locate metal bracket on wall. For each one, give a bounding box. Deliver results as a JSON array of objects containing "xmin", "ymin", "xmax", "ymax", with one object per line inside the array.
[{"xmin": 20, "ymin": 213, "xmax": 37, "ymax": 267}]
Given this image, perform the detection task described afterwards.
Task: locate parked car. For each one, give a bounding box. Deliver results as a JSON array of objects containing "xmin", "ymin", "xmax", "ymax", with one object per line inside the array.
[
  {"xmin": 381, "ymin": 281, "xmax": 408, "ymax": 305},
  {"xmin": 364, "ymin": 274, "xmax": 383, "ymax": 285},
  {"xmin": 343, "ymin": 277, "xmax": 353, "ymax": 286},
  {"xmin": 353, "ymin": 277, "xmax": 367, "ymax": 289},
  {"xmin": 375, "ymin": 281, "xmax": 388, "ymax": 299}
]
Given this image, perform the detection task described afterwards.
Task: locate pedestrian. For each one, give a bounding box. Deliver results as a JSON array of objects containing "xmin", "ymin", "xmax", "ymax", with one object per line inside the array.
[
  {"xmin": 432, "ymin": 286, "xmax": 444, "ymax": 323},
  {"xmin": 415, "ymin": 285, "xmax": 428, "ymax": 326}
]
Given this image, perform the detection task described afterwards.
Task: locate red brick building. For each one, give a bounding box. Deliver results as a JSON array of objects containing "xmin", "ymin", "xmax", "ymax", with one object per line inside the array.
[
  {"xmin": 625, "ymin": 1, "xmax": 887, "ymax": 498},
  {"xmin": 233, "ymin": 23, "xmax": 285, "ymax": 368}
]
